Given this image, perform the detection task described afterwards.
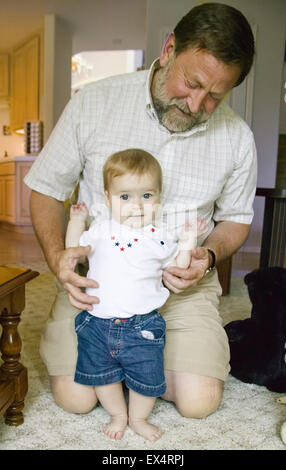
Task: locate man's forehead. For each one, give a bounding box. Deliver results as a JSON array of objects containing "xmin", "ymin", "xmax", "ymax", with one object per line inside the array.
[{"xmin": 178, "ymin": 49, "xmax": 241, "ymax": 92}]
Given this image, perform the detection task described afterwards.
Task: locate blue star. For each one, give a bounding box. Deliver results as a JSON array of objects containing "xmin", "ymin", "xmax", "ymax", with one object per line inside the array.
[
  {"xmin": 115, "ymin": 242, "xmax": 120, "ymax": 246},
  {"xmin": 160, "ymin": 241, "xmax": 164, "ymax": 245},
  {"xmin": 127, "ymin": 243, "xmax": 132, "ymax": 248}
]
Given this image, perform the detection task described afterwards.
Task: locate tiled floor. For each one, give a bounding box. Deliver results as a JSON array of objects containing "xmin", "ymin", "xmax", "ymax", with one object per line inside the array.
[{"xmin": 0, "ymin": 227, "xmax": 260, "ymax": 275}]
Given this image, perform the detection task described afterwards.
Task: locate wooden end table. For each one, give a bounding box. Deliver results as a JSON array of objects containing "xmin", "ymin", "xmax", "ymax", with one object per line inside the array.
[{"xmin": 0, "ymin": 266, "xmax": 39, "ymax": 426}]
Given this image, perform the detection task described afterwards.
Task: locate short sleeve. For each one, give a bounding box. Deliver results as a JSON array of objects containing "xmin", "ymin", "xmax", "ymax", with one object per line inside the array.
[
  {"xmin": 214, "ymin": 132, "xmax": 257, "ymax": 224},
  {"xmin": 79, "ymin": 230, "xmax": 92, "ymax": 248},
  {"xmin": 79, "ymin": 222, "xmax": 102, "ymax": 248},
  {"xmin": 24, "ymin": 90, "xmax": 85, "ymax": 201}
]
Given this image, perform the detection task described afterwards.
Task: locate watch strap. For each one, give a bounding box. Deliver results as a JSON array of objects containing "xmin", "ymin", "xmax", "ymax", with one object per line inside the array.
[
  {"xmin": 207, "ymin": 249, "xmax": 216, "ymax": 269},
  {"xmin": 205, "ymin": 248, "xmax": 216, "ymax": 275}
]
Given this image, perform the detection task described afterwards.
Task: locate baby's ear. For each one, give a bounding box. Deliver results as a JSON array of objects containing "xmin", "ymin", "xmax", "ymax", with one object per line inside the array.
[{"xmin": 104, "ymin": 190, "xmax": 111, "ymax": 208}]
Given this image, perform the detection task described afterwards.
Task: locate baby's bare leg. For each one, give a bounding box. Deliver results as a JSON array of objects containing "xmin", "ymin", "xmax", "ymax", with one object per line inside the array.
[
  {"xmin": 95, "ymin": 382, "xmax": 128, "ymax": 440},
  {"xmin": 128, "ymin": 390, "xmax": 162, "ymax": 442}
]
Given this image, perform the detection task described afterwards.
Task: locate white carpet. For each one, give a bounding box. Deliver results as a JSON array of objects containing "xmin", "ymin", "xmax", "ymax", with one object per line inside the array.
[{"xmin": 0, "ymin": 273, "xmax": 286, "ymax": 450}]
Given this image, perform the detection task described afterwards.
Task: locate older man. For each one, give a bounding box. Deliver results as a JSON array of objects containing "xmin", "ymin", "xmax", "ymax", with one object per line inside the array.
[{"xmin": 25, "ymin": 3, "xmax": 256, "ymax": 419}]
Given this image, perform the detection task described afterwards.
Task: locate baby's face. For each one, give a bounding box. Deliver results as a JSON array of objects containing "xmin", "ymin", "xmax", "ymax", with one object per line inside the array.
[{"xmin": 105, "ymin": 172, "xmax": 161, "ymax": 228}]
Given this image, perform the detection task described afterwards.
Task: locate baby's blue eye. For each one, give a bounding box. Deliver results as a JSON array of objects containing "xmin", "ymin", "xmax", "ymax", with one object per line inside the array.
[
  {"xmin": 121, "ymin": 194, "xmax": 129, "ymax": 200},
  {"xmin": 143, "ymin": 193, "xmax": 152, "ymax": 199}
]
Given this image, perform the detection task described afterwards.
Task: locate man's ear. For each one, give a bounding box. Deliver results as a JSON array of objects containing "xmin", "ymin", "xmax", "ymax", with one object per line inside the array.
[
  {"xmin": 160, "ymin": 32, "xmax": 175, "ymax": 67},
  {"xmin": 104, "ymin": 190, "xmax": 111, "ymax": 208}
]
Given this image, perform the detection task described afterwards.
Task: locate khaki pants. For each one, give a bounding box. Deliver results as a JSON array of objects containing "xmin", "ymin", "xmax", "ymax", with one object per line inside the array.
[{"xmin": 40, "ymin": 270, "xmax": 230, "ymax": 381}]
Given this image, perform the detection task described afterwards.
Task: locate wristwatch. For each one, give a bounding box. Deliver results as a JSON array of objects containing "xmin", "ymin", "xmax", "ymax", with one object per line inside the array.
[{"xmin": 205, "ymin": 248, "xmax": 216, "ymax": 275}]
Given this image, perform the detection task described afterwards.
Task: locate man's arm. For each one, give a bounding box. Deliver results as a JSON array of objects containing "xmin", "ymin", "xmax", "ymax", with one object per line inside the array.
[
  {"xmin": 203, "ymin": 220, "xmax": 250, "ymax": 264},
  {"xmin": 30, "ymin": 190, "xmax": 99, "ymax": 310},
  {"xmin": 163, "ymin": 220, "xmax": 250, "ymax": 293}
]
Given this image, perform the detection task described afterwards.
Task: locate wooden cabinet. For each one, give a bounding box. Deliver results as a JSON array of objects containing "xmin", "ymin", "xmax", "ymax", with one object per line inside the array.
[
  {"xmin": 10, "ymin": 36, "xmax": 39, "ymax": 131},
  {"xmin": 0, "ymin": 159, "xmax": 34, "ymax": 225},
  {"xmin": 0, "ymin": 162, "xmax": 16, "ymax": 223},
  {"xmin": 0, "ymin": 54, "xmax": 9, "ymax": 98}
]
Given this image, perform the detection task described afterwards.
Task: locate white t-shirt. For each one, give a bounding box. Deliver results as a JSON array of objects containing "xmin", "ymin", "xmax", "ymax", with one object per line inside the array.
[{"xmin": 79, "ymin": 219, "xmax": 179, "ymax": 318}]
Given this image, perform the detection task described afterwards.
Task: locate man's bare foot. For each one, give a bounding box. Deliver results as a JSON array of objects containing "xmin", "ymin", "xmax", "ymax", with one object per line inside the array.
[
  {"xmin": 129, "ymin": 418, "xmax": 162, "ymax": 442},
  {"xmin": 104, "ymin": 415, "xmax": 128, "ymax": 440}
]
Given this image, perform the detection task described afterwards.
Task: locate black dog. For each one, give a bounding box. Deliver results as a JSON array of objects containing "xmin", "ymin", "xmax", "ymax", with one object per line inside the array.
[{"xmin": 224, "ymin": 267, "xmax": 286, "ymax": 392}]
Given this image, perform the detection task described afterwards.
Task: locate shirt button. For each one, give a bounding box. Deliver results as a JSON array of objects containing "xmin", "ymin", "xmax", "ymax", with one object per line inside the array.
[{"xmin": 114, "ymin": 319, "xmax": 121, "ymax": 325}]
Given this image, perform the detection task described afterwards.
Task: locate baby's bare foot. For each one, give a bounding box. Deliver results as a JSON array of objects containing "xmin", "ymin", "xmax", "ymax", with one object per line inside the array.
[
  {"xmin": 185, "ymin": 218, "xmax": 209, "ymax": 237},
  {"xmin": 104, "ymin": 415, "xmax": 128, "ymax": 440},
  {"xmin": 129, "ymin": 418, "xmax": 162, "ymax": 442}
]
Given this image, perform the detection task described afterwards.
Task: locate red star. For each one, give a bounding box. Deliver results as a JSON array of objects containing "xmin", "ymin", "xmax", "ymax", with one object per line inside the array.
[
  {"xmin": 134, "ymin": 238, "xmax": 139, "ymax": 242},
  {"xmin": 120, "ymin": 247, "xmax": 125, "ymax": 251},
  {"xmin": 111, "ymin": 236, "xmax": 115, "ymax": 240},
  {"xmin": 151, "ymin": 228, "xmax": 155, "ymax": 232}
]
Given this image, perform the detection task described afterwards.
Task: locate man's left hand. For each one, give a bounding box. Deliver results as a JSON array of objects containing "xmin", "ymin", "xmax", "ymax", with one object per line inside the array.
[{"xmin": 163, "ymin": 246, "xmax": 210, "ymax": 293}]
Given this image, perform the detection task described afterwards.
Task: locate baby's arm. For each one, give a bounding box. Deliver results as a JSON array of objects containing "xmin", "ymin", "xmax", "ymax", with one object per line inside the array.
[
  {"xmin": 173, "ymin": 218, "xmax": 209, "ymax": 269},
  {"xmin": 65, "ymin": 202, "xmax": 89, "ymax": 248}
]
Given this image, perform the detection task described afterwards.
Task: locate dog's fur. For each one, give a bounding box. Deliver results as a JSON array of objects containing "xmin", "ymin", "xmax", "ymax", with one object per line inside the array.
[{"xmin": 224, "ymin": 267, "xmax": 286, "ymax": 392}]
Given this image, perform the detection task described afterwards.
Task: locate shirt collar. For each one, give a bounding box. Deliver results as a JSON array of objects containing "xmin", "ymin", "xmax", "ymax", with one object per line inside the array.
[
  {"xmin": 145, "ymin": 58, "xmax": 160, "ymax": 119},
  {"xmin": 145, "ymin": 58, "xmax": 209, "ymax": 137}
]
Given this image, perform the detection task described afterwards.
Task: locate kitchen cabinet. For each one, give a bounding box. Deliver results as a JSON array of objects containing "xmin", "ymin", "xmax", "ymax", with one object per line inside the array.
[
  {"xmin": 10, "ymin": 35, "xmax": 39, "ymax": 131},
  {"xmin": 0, "ymin": 54, "xmax": 9, "ymax": 98},
  {"xmin": 0, "ymin": 157, "xmax": 35, "ymax": 226}
]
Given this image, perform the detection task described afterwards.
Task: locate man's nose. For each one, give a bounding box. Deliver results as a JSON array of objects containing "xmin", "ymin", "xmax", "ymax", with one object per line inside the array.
[{"xmin": 187, "ymin": 90, "xmax": 206, "ymax": 113}]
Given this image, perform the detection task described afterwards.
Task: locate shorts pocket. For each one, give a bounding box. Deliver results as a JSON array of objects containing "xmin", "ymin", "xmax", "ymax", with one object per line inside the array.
[
  {"xmin": 135, "ymin": 314, "xmax": 166, "ymax": 343},
  {"xmin": 75, "ymin": 311, "xmax": 93, "ymax": 334}
]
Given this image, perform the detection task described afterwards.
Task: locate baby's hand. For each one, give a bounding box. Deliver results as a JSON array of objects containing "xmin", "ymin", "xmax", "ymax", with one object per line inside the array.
[
  {"xmin": 185, "ymin": 218, "xmax": 209, "ymax": 237},
  {"xmin": 70, "ymin": 202, "xmax": 89, "ymax": 221}
]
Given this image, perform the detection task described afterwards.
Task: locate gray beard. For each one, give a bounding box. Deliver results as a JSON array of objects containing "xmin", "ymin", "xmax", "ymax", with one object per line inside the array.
[
  {"xmin": 153, "ymin": 96, "xmax": 208, "ymax": 132},
  {"xmin": 152, "ymin": 63, "xmax": 209, "ymax": 133}
]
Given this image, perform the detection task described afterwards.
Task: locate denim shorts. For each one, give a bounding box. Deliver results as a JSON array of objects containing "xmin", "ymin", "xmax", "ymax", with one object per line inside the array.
[{"xmin": 74, "ymin": 309, "xmax": 166, "ymax": 397}]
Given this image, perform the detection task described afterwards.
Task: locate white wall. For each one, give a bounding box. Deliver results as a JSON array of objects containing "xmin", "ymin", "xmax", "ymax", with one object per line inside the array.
[
  {"xmin": 280, "ymin": 62, "xmax": 286, "ymax": 135},
  {"xmin": 145, "ymin": 0, "xmax": 286, "ymax": 253},
  {"xmin": 69, "ymin": 0, "xmax": 146, "ymax": 54},
  {"xmin": 44, "ymin": 15, "xmax": 72, "ymax": 141}
]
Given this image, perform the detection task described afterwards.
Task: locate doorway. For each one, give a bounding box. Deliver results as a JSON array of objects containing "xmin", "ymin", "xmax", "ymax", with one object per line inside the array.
[
  {"xmin": 71, "ymin": 50, "xmax": 144, "ymax": 94},
  {"xmin": 276, "ymin": 42, "xmax": 286, "ymax": 189}
]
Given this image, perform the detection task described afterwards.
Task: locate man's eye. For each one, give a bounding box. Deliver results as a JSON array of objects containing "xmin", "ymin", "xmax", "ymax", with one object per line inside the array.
[
  {"xmin": 185, "ymin": 80, "xmax": 198, "ymax": 89},
  {"xmin": 120, "ymin": 194, "xmax": 129, "ymax": 200},
  {"xmin": 143, "ymin": 193, "xmax": 152, "ymax": 199},
  {"xmin": 209, "ymin": 94, "xmax": 221, "ymax": 101}
]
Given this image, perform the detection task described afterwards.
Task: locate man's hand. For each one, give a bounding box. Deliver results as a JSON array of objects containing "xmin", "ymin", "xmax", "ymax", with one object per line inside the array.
[
  {"xmin": 53, "ymin": 245, "xmax": 99, "ymax": 311},
  {"xmin": 163, "ymin": 246, "xmax": 209, "ymax": 293}
]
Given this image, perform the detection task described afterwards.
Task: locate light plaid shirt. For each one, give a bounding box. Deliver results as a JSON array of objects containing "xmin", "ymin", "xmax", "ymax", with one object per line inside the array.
[{"xmin": 24, "ymin": 59, "xmax": 257, "ymax": 243}]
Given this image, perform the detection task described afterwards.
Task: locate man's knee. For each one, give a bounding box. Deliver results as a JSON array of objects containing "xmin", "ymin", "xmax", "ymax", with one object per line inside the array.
[
  {"xmin": 164, "ymin": 370, "xmax": 224, "ymax": 419},
  {"xmin": 50, "ymin": 375, "xmax": 98, "ymax": 414},
  {"xmin": 175, "ymin": 385, "xmax": 223, "ymax": 419}
]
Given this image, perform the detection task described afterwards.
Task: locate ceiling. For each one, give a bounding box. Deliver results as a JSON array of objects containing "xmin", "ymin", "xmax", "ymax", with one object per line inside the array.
[
  {"xmin": 0, "ymin": 0, "xmax": 146, "ymax": 52},
  {"xmin": 0, "ymin": 0, "xmax": 78, "ymax": 51}
]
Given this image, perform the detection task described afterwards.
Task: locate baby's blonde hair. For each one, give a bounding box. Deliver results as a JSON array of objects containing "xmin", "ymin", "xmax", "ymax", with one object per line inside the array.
[{"xmin": 103, "ymin": 149, "xmax": 162, "ymax": 192}]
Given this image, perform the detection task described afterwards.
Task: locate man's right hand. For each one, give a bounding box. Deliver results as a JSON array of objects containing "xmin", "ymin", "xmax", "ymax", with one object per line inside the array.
[{"xmin": 52, "ymin": 245, "xmax": 99, "ymax": 311}]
